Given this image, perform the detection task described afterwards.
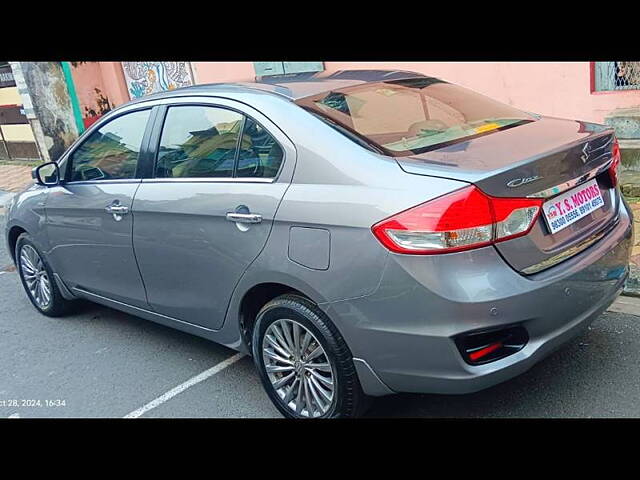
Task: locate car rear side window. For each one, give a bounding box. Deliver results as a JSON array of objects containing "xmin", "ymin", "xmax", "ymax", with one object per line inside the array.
[
  {"xmin": 68, "ymin": 109, "xmax": 151, "ymax": 182},
  {"xmin": 155, "ymin": 105, "xmax": 243, "ymax": 179},
  {"xmin": 236, "ymin": 117, "xmax": 284, "ymax": 178}
]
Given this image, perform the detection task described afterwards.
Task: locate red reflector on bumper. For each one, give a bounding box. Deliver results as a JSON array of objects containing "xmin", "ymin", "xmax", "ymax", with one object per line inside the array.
[{"xmin": 469, "ymin": 342, "xmax": 503, "ymax": 361}]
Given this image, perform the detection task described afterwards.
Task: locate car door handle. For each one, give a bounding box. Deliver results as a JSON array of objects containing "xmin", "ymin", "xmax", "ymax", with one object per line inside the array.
[
  {"xmin": 105, "ymin": 205, "xmax": 129, "ymax": 214},
  {"xmin": 225, "ymin": 212, "xmax": 262, "ymax": 224},
  {"xmin": 105, "ymin": 203, "xmax": 130, "ymax": 221}
]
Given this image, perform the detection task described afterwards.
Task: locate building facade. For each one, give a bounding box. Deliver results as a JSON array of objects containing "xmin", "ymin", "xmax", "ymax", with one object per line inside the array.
[
  {"xmin": 0, "ymin": 61, "xmax": 40, "ymax": 160},
  {"xmin": 2, "ymin": 61, "xmax": 639, "ymax": 167}
]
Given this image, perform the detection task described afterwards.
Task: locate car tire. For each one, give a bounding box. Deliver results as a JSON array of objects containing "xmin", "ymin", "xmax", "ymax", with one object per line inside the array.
[
  {"xmin": 15, "ymin": 233, "xmax": 75, "ymax": 317},
  {"xmin": 252, "ymin": 293, "xmax": 371, "ymax": 418}
]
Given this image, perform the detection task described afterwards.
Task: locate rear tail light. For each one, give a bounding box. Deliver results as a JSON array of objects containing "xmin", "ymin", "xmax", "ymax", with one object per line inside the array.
[
  {"xmin": 608, "ymin": 137, "xmax": 621, "ymax": 187},
  {"xmin": 372, "ymin": 186, "xmax": 543, "ymax": 254}
]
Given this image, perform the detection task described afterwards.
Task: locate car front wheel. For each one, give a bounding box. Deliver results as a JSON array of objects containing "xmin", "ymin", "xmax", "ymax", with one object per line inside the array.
[
  {"xmin": 15, "ymin": 233, "xmax": 75, "ymax": 317},
  {"xmin": 252, "ymin": 294, "xmax": 370, "ymax": 418}
]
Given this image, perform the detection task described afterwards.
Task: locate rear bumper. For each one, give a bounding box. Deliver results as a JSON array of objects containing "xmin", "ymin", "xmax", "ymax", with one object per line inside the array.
[{"xmin": 324, "ymin": 200, "xmax": 633, "ymax": 396}]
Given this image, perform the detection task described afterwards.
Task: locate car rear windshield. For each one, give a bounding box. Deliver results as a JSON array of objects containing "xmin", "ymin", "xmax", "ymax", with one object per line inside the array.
[{"xmin": 295, "ymin": 78, "xmax": 536, "ymax": 156}]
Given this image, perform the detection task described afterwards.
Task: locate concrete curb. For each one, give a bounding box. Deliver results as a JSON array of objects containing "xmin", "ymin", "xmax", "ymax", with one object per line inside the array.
[{"xmin": 624, "ymin": 265, "xmax": 640, "ymax": 298}]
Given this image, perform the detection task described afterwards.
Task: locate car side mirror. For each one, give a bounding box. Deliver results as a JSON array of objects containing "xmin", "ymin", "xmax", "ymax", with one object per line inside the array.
[{"xmin": 32, "ymin": 162, "xmax": 61, "ymax": 187}]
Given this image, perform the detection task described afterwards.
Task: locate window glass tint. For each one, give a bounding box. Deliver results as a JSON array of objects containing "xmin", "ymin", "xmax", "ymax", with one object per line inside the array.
[
  {"xmin": 69, "ymin": 109, "xmax": 150, "ymax": 181},
  {"xmin": 236, "ymin": 117, "xmax": 283, "ymax": 178},
  {"xmin": 156, "ymin": 106, "xmax": 243, "ymax": 178},
  {"xmin": 296, "ymin": 79, "xmax": 534, "ymax": 156}
]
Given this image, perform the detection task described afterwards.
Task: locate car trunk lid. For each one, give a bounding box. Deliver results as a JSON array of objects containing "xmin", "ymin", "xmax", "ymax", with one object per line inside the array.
[{"xmin": 394, "ymin": 116, "xmax": 619, "ymax": 274}]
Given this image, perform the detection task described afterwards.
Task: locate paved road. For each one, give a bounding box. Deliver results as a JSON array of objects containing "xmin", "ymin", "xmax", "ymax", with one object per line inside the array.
[{"xmin": 2, "ymin": 214, "xmax": 640, "ymax": 418}]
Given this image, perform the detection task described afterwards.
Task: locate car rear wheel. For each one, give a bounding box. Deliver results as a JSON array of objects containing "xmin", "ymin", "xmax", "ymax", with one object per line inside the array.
[
  {"xmin": 252, "ymin": 294, "xmax": 370, "ymax": 418},
  {"xmin": 15, "ymin": 233, "xmax": 75, "ymax": 317}
]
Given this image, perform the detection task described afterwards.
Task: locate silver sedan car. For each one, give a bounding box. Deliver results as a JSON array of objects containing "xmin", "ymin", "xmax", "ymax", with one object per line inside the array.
[{"xmin": 4, "ymin": 70, "xmax": 633, "ymax": 418}]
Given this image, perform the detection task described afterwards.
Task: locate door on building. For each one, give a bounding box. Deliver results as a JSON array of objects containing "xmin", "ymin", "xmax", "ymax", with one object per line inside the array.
[
  {"xmin": 45, "ymin": 107, "xmax": 155, "ymax": 308},
  {"xmin": 131, "ymin": 101, "xmax": 294, "ymax": 330}
]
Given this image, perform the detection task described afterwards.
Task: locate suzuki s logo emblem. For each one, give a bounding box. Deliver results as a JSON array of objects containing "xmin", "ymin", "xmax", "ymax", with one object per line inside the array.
[
  {"xmin": 506, "ymin": 175, "xmax": 543, "ymax": 188},
  {"xmin": 580, "ymin": 142, "xmax": 591, "ymax": 163}
]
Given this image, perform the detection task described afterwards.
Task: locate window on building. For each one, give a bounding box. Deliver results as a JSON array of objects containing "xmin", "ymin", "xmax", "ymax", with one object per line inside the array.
[
  {"xmin": 69, "ymin": 109, "xmax": 151, "ymax": 181},
  {"xmin": 594, "ymin": 61, "xmax": 640, "ymax": 91},
  {"xmin": 0, "ymin": 62, "xmax": 15, "ymax": 88},
  {"xmin": 253, "ymin": 62, "xmax": 324, "ymax": 77}
]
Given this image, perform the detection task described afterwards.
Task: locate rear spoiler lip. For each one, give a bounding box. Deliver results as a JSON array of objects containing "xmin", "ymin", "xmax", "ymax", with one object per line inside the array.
[{"xmin": 526, "ymin": 156, "xmax": 614, "ymax": 199}]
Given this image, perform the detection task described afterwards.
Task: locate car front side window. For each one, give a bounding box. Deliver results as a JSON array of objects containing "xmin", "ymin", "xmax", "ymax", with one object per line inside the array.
[{"xmin": 68, "ymin": 109, "xmax": 151, "ymax": 182}]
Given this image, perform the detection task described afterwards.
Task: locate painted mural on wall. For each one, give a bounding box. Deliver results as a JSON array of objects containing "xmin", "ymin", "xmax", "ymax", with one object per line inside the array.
[{"xmin": 122, "ymin": 62, "xmax": 194, "ymax": 99}]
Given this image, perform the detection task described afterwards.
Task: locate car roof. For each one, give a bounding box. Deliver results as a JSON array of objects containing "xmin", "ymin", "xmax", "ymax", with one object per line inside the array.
[{"xmin": 123, "ymin": 69, "xmax": 442, "ymax": 106}]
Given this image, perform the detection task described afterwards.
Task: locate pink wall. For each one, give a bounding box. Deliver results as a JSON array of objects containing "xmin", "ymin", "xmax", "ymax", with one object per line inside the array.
[
  {"xmin": 70, "ymin": 62, "xmax": 130, "ymax": 127},
  {"xmin": 191, "ymin": 62, "xmax": 256, "ymax": 84},
  {"xmin": 69, "ymin": 62, "xmax": 107, "ymax": 127},
  {"xmin": 191, "ymin": 62, "xmax": 640, "ymax": 124},
  {"xmin": 99, "ymin": 62, "xmax": 130, "ymax": 106}
]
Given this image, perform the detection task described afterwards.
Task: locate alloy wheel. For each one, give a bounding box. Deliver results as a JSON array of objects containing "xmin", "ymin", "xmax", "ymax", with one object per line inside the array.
[
  {"xmin": 19, "ymin": 244, "xmax": 52, "ymax": 309},
  {"xmin": 262, "ymin": 318, "xmax": 336, "ymax": 417}
]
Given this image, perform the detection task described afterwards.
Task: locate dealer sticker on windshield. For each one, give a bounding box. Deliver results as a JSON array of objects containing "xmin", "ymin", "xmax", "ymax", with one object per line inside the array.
[{"xmin": 542, "ymin": 179, "xmax": 604, "ymax": 234}]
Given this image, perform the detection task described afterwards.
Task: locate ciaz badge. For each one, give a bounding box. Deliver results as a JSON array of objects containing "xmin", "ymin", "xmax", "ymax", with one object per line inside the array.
[{"xmin": 506, "ymin": 175, "xmax": 542, "ymax": 188}]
